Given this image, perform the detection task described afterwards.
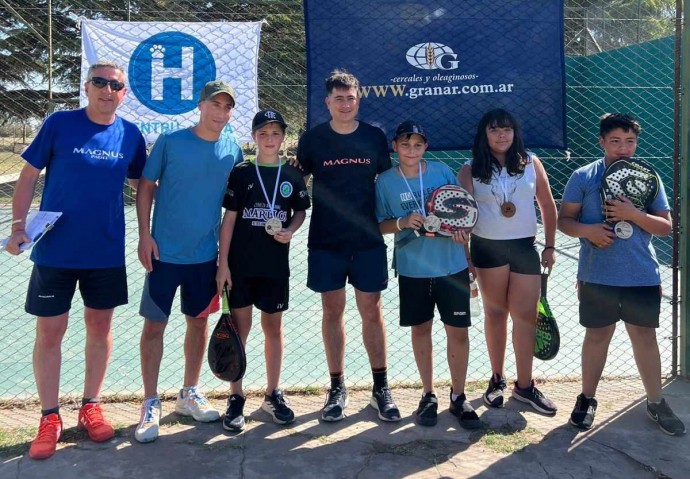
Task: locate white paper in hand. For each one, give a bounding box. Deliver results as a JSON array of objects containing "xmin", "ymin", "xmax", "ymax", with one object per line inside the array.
[{"xmin": 2, "ymin": 211, "xmax": 62, "ymax": 251}]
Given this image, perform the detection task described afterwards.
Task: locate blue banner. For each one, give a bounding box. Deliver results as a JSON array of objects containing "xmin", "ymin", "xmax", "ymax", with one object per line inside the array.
[{"xmin": 304, "ymin": 1, "xmax": 566, "ymax": 150}]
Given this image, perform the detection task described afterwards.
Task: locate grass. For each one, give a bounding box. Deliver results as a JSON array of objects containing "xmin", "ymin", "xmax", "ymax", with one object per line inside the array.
[
  {"xmin": 478, "ymin": 425, "xmax": 542, "ymax": 454},
  {"xmin": 0, "ymin": 151, "xmax": 24, "ymax": 177}
]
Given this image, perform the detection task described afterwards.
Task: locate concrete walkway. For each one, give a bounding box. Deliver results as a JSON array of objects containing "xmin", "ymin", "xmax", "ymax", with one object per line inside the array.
[{"xmin": 1, "ymin": 378, "xmax": 688, "ymax": 478}]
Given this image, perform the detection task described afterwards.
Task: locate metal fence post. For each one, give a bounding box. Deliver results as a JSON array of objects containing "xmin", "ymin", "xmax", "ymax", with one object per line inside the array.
[{"xmin": 680, "ymin": 0, "xmax": 690, "ymax": 377}]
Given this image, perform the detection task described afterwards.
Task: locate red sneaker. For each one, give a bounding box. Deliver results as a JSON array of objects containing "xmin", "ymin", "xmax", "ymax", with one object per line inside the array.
[
  {"xmin": 29, "ymin": 413, "xmax": 63, "ymax": 460},
  {"xmin": 78, "ymin": 403, "xmax": 115, "ymax": 442}
]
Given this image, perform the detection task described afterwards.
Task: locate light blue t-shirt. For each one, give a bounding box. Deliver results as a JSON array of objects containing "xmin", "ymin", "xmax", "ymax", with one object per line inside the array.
[
  {"xmin": 23, "ymin": 109, "xmax": 147, "ymax": 268},
  {"xmin": 143, "ymin": 128, "xmax": 243, "ymax": 264},
  {"xmin": 561, "ymin": 158, "xmax": 669, "ymax": 286},
  {"xmin": 375, "ymin": 160, "xmax": 467, "ymax": 278}
]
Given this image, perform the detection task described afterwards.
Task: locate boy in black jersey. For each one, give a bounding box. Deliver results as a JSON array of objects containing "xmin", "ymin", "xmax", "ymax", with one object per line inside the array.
[{"xmin": 217, "ymin": 109, "xmax": 310, "ymax": 431}]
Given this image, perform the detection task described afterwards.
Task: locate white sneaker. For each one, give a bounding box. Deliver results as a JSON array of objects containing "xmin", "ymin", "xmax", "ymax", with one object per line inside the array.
[
  {"xmin": 135, "ymin": 397, "xmax": 161, "ymax": 443},
  {"xmin": 174, "ymin": 386, "xmax": 220, "ymax": 422}
]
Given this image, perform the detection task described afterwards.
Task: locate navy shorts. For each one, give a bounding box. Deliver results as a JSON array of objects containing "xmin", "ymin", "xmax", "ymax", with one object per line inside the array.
[
  {"xmin": 139, "ymin": 259, "xmax": 219, "ymax": 322},
  {"xmin": 470, "ymin": 235, "xmax": 540, "ymax": 275},
  {"xmin": 25, "ymin": 264, "xmax": 128, "ymax": 317},
  {"xmin": 579, "ymin": 281, "xmax": 661, "ymax": 329},
  {"xmin": 229, "ymin": 276, "xmax": 289, "ymax": 314},
  {"xmin": 307, "ymin": 246, "xmax": 388, "ymax": 293},
  {"xmin": 398, "ymin": 269, "xmax": 471, "ymax": 328}
]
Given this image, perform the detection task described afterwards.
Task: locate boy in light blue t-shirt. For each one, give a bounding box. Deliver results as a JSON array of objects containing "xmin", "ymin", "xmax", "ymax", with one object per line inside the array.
[
  {"xmin": 558, "ymin": 113, "xmax": 685, "ymax": 435},
  {"xmin": 375, "ymin": 121, "xmax": 480, "ymax": 429}
]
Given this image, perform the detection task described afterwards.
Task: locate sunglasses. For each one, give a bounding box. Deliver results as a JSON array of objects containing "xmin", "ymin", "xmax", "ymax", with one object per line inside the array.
[{"xmin": 89, "ymin": 77, "xmax": 125, "ymax": 91}]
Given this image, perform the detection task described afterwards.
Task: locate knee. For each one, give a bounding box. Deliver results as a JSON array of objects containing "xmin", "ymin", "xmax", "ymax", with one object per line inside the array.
[
  {"xmin": 447, "ymin": 327, "xmax": 469, "ymax": 345},
  {"xmin": 262, "ymin": 320, "xmax": 283, "ymax": 339},
  {"xmin": 586, "ymin": 326, "xmax": 615, "ymax": 344},
  {"xmin": 411, "ymin": 322, "xmax": 432, "ymax": 338},
  {"xmin": 142, "ymin": 320, "xmax": 167, "ymax": 339}
]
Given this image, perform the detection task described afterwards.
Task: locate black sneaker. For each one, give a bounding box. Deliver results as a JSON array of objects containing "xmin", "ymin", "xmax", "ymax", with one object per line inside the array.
[
  {"xmin": 261, "ymin": 389, "xmax": 295, "ymax": 425},
  {"xmin": 647, "ymin": 398, "xmax": 686, "ymax": 436},
  {"xmin": 322, "ymin": 386, "xmax": 348, "ymax": 422},
  {"xmin": 511, "ymin": 380, "xmax": 557, "ymax": 416},
  {"xmin": 370, "ymin": 386, "xmax": 401, "ymax": 422},
  {"xmin": 223, "ymin": 394, "xmax": 246, "ymax": 431},
  {"xmin": 415, "ymin": 392, "xmax": 438, "ymax": 427},
  {"xmin": 569, "ymin": 393, "xmax": 597, "ymax": 430},
  {"xmin": 483, "ymin": 373, "xmax": 507, "ymax": 408},
  {"xmin": 449, "ymin": 390, "xmax": 482, "ymax": 430}
]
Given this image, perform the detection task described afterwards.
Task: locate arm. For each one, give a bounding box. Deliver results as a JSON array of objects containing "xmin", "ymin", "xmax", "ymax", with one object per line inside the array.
[
  {"xmin": 558, "ymin": 201, "xmax": 616, "ymax": 249},
  {"xmin": 533, "ymin": 157, "xmax": 558, "ymax": 272},
  {"xmin": 127, "ymin": 178, "xmax": 139, "ymax": 190},
  {"xmin": 135, "ymin": 177, "xmax": 159, "ymax": 272},
  {"xmin": 379, "ymin": 213, "xmax": 424, "ymax": 235},
  {"xmin": 216, "ymin": 210, "xmax": 237, "ymax": 293},
  {"xmin": 604, "ymin": 198, "xmax": 672, "ymax": 237},
  {"xmin": 4, "ymin": 163, "xmax": 41, "ymax": 254},
  {"xmin": 274, "ymin": 210, "xmax": 306, "ymax": 244},
  {"xmin": 457, "ymin": 164, "xmax": 474, "ymax": 195}
]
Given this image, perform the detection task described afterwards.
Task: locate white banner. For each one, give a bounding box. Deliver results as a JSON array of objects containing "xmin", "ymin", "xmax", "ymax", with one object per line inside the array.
[{"xmin": 81, "ymin": 20, "xmax": 262, "ymax": 143}]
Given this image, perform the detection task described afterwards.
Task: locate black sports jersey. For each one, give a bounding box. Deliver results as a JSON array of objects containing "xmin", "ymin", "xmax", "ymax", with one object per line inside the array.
[
  {"xmin": 223, "ymin": 160, "xmax": 310, "ymax": 278},
  {"xmin": 297, "ymin": 121, "xmax": 391, "ymax": 251}
]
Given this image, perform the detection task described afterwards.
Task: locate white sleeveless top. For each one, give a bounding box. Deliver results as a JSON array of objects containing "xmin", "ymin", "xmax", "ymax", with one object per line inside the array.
[{"xmin": 470, "ymin": 154, "xmax": 538, "ymax": 240}]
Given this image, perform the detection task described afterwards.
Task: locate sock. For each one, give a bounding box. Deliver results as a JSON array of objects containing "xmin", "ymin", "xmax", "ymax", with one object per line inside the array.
[
  {"xmin": 81, "ymin": 397, "xmax": 100, "ymax": 407},
  {"xmin": 451, "ymin": 393, "xmax": 461, "ymax": 401},
  {"xmin": 648, "ymin": 398, "xmax": 662, "ymax": 405},
  {"xmin": 41, "ymin": 406, "xmax": 60, "ymax": 417},
  {"xmin": 330, "ymin": 372, "xmax": 345, "ymax": 390},
  {"xmin": 372, "ymin": 368, "xmax": 388, "ymax": 391}
]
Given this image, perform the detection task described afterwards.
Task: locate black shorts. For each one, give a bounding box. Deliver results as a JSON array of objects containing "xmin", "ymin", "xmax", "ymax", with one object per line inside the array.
[
  {"xmin": 398, "ymin": 269, "xmax": 471, "ymax": 328},
  {"xmin": 470, "ymin": 235, "xmax": 540, "ymax": 275},
  {"xmin": 579, "ymin": 281, "xmax": 661, "ymax": 329},
  {"xmin": 25, "ymin": 264, "xmax": 128, "ymax": 317},
  {"xmin": 229, "ymin": 276, "xmax": 289, "ymax": 314},
  {"xmin": 307, "ymin": 246, "xmax": 388, "ymax": 293}
]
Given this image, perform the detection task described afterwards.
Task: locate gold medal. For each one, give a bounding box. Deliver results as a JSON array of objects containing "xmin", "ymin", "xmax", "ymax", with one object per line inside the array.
[{"xmin": 501, "ymin": 201, "xmax": 516, "ymax": 217}]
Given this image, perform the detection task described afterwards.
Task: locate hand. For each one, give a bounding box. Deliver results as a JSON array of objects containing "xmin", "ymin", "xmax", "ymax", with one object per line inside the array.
[
  {"xmin": 402, "ymin": 212, "xmax": 424, "ymax": 230},
  {"xmin": 587, "ymin": 223, "xmax": 616, "ymax": 249},
  {"xmin": 541, "ymin": 248, "xmax": 556, "ymax": 274},
  {"xmin": 286, "ymin": 157, "xmax": 302, "ymax": 170},
  {"xmin": 274, "ymin": 229, "xmax": 293, "ymax": 244},
  {"xmin": 451, "ymin": 230, "xmax": 470, "ymax": 244},
  {"xmin": 137, "ymin": 233, "xmax": 159, "ymax": 272},
  {"xmin": 4, "ymin": 230, "xmax": 30, "ymax": 255},
  {"xmin": 216, "ymin": 264, "xmax": 231, "ymax": 296},
  {"xmin": 604, "ymin": 196, "xmax": 641, "ymax": 223}
]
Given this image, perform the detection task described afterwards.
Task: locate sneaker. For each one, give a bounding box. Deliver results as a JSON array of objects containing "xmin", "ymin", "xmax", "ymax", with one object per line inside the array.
[
  {"xmin": 29, "ymin": 413, "xmax": 63, "ymax": 460},
  {"xmin": 511, "ymin": 380, "xmax": 557, "ymax": 416},
  {"xmin": 449, "ymin": 390, "xmax": 482, "ymax": 430},
  {"xmin": 175, "ymin": 386, "xmax": 220, "ymax": 422},
  {"xmin": 223, "ymin": 394, "xmax": 246, "ymax": 432},
  {"xmin": 261, "ymin": 389, "xmax": 295, "ymax": 425},
  {"xmin": 78, "ymin": 403, "xmax": 115, "ymax": 442},
  {"xmin": 370, "ymin": 386, "xmax": 401, "ymax": 422},
  {"xmin": 647, "ymin": 398, "xmax": 686, "ymax": 436},
  {"xmin": 321, "ymin": 386, "xmax": 348, "ymax": 422},
  {"xmin": 483, "ymin": 373, "xmax": 507, "ymax": 408},
  {"xmin": 415, "ymin": 392, "xmax": 438, "ymax": 427},
  {"xmin": 135, "ymin": 397, "xmax": 161, "ymax": 443},
  {"xmin": 569, "ymin": 394, "xmax": 597, "ymax": 430}
]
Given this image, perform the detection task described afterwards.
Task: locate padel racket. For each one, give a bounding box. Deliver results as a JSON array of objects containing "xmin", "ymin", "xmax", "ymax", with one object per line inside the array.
[
  {"xmin": 208, "ymin": 286, "xmax": 246, "ymax": 382},
  {"xmin": 534, "ymin": 270, "xmax": 560, "ymax": 361},
  {"xmin": 600, "ymin": 157, "xmax": 660, "ymax": 213}
]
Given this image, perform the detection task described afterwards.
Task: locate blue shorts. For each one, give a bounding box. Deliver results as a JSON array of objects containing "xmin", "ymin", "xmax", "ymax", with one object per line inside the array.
[
  {"xmin": 139, "ymin": 259, "xmax": 219, "ymax": 322},
  {"xmin": 25, "ymin": 264, "xmax": 128, "ymax": 317},
  {"xmin": 307, "ymin": 247, "xmax": 388, "ymax": 293},
  {"xmin": 229, "ymin": 276, "xmax": 289, "ymax": 314}
]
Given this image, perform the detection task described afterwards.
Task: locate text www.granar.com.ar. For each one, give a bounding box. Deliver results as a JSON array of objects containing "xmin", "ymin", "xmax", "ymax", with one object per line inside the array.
[{"xmin": 359, "ymin": 83, "xmax": 515, "ymax": 100}]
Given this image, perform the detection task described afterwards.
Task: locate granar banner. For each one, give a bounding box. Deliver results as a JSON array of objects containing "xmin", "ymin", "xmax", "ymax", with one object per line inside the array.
[
  {"xmin": 81, "ymin": 20, "xmax": 262, "ymax": 143},
  {"xmin": 304, "ymin": 0, "xmax": 566, "ymax": 150}
]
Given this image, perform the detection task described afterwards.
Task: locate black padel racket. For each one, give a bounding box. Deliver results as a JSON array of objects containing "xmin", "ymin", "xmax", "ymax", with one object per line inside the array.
[
  {"xmin": 534, "ymin": 270, "xmax": 560, "ymax": 361},
  {"xmin": 600, "ymin": 157, "xmax": 660, "ymax": 213},
  {"xmin": 208, "ymin": 286, "xmax": 246, "ymax": 382}
]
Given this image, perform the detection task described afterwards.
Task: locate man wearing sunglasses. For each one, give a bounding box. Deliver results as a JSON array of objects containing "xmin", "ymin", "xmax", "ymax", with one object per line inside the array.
[
  {"xmin": 134, "ymin": 80, "xmax": 244, "ymax": 443},
  {"xmin": 4, "ymin": 60, "xmax": 147, "ymax": 460}
]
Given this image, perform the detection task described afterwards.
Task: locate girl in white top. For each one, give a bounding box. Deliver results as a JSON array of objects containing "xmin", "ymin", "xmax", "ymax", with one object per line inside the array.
[{"xmin": 458, "ymin": 109, "xmax": 558, "ymax": 415}]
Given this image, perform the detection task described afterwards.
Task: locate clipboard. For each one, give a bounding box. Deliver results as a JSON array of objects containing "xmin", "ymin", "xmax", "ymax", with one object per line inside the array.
[{"xmin": 2, "ymin": 211, "xmax": 63, "ymax": 251}]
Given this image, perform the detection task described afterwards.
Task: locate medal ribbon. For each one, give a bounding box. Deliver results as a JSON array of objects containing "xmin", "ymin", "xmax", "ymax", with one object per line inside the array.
[
  {"xmin": 498, "ymin": 168, "xmax": 510, "ymax": 203},
  {"xmin": 399, "ymin": 163, "xmax": 426, "ymax": 217},
  {"xmin": 255, "ymin": 159, "xmax": 282, "ymax": 219}
]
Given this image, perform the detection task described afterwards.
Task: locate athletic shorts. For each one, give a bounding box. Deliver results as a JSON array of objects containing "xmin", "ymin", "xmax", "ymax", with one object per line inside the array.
[
  {"xmin": 470, "ymin": 235, "xmax": 540, "ymax": 275},
  {"xmin": 578, "ymin": 281, "xmax": 661, "ymax": 329},
  {"xmin": 398, "ymin": 269, "xmax": 471, "ymax": 328},
  {"xmin": 25, "ymin": 264, "xmax": 128, "ymax": 317},
  {"xmin": 307, "ymin": 246, "xmax": 388, "ymax": 293},
  {"xmin": 139, "ymin": 259, "xmax": 219, "ymax": 322},
  {"xmin": 229, "ymin": 276, "xmax": 289, "ymax": 314}
]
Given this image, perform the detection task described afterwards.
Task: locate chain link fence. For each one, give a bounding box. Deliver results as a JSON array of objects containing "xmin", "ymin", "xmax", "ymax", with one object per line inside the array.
[{"xmin": 0, "ymin": 1, "xmax": 681, "ymax": 420}]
